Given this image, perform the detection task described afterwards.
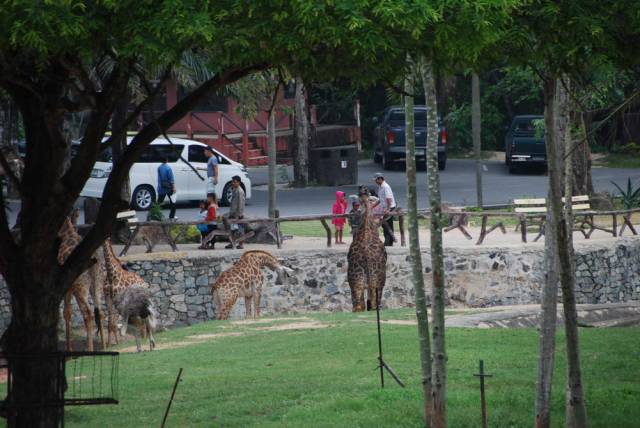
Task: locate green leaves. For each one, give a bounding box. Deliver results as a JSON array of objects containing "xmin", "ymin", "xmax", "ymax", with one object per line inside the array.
[{"xmin": 611, "ymin": 178, "xmax": 640, "ymax": 210}]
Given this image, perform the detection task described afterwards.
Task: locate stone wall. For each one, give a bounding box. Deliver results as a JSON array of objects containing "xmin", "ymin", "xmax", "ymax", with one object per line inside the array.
[{"xmin": 0, "ymin": 238, "xmax": 639, "ymax": 331}]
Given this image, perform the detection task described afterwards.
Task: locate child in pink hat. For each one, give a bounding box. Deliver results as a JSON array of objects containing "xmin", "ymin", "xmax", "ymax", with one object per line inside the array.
[{"xmin": 331, "ymin": 190, "xmax": 348, "ymax": 244}]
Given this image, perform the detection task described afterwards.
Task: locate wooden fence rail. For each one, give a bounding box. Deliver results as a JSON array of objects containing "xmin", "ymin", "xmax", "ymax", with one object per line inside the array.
[{"xmin": 76, "ymin": 207, "xmax": 640, "ymax": 255}]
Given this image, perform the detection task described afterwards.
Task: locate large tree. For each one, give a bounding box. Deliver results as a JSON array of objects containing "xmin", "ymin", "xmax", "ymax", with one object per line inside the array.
[{"xmin": 0, "ymin": 2, "xmax": 430, "ymax": 425}]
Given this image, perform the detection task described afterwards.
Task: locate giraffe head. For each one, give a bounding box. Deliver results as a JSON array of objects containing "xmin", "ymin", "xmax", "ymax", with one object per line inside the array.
[{"xmin": 274, "ymin": 263, "xmax": 294, "ymax": 285}]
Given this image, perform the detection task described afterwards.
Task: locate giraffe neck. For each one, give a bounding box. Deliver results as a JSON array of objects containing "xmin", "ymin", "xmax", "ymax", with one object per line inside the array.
[
  {"xmin": 244, "ymin": 251, "xmax": 280, "ymax": 270},
  {"xmin": 102, "ymin": 239, "xmax": 120, "ymax": 284},
  {"xmin": 57, "ymin": 217, "xmax": 82, "ymax": 264}
]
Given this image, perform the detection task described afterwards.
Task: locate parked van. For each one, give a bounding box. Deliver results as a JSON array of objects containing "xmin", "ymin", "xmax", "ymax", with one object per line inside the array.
[{"xmin": 80, "ymin": 137, "xmax": 252, "ymax": 210}]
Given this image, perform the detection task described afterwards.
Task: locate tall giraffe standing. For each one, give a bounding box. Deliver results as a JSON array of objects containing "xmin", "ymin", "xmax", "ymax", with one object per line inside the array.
[
  {"xmin": 101, "ymin": 239, "xmax": 151, "ymax": 345},
  {"xmin": 347, "ymin": 186, "xmax": 387, "ymax": 311},
  {"xmin": 57, "ymin": 211, "xmax": 106, "ymax": 351},
  {"xmin": 211, "ymin": 250, "xmax": 293, "ymax": 320}
]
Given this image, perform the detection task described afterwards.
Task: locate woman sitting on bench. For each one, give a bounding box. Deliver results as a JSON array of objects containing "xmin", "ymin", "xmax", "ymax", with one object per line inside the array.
[{"xmin": 197, "ymin": 193, "xmax": 218, "ymax": 249}]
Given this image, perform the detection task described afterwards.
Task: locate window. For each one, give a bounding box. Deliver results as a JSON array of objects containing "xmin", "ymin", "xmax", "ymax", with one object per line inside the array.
[
  {"xmin": 138, "ymin": 145, "xmax": 184, "ymax": 163},
  {"xmin": 188, "ymin": 145, "xmax": 208, "ymax": 163},
  {"xmin": 188, "ymin": 145, "xmax": 230, "ymax": 165},
  {"xmin": 388, "ymin": 110, "xmax": 427, "ymax": 122}
]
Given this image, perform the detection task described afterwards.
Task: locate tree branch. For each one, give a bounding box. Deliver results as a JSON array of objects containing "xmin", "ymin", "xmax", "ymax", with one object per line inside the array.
[
  {"xmin": 62, "ymin": 62, "xmax": 269, "ymax": 286},
  {"xmin": 0, "ymin": 148, "xmax": 22, "ymax": 198}
]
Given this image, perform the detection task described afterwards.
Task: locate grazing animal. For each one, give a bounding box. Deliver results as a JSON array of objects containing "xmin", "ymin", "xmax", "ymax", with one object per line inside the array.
[
  {"xmin": 114, "ymin": 284, "xmax": 157, "ymax": 352},
  {"xmin": 211, "ymin": 250, "xmax": 293, "ymax": 320},
  {"xmin": 102, "ymin": 239, "xmax": 151, "ymax": 345},
  {"xmin": 347, "ymin": 186, "xmax": 387, "ymax": 311},
  {"xmin": 57, "ymin": 210, "xmax": 107, "ymax": 351}
]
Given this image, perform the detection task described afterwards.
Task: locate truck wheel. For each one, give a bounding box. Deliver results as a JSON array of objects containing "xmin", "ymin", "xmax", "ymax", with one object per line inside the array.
[{"xmin": 382, "ymin": 152, "xmax": 394, "ymax": 170}]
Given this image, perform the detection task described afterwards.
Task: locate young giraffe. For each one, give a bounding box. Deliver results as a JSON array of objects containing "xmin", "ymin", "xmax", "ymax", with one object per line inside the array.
[
  {"xmin": 347, "ymin": 186, "xmax": 387, "ymax": 312},
  {"xmin": 57, "ymin": 211, "xmax": 107, "ymax": 352},
  {"xmin": 101, "ymin": 239, "xmax": 153, "ymax": 348},
  {"xmin": 211, "ymin": 250, "xmax": 293, "ymax": 320}
]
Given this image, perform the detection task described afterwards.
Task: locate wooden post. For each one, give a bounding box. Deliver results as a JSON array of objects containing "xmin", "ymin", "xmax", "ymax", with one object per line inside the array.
[
  {"xmin": 474, "ymin": 360, "xmax": 492, "ymax": 428},
  {"xmin": 520, "ymin": 216, "xmax": 527, "ymax": 243},
  {"xmin": 398, "ymin": 213, "xmax": 406, "ymax": 247},
  {"xmin": 477, "ymin": 215, "xmax": 488, "ymax": 245},
  {"xmin": 320, "ymin": 219, "xmax": 332, "ymax": 247},
  {"xmin": 612, "ymin": 214, "xmax": 617, "ymax": 237}
]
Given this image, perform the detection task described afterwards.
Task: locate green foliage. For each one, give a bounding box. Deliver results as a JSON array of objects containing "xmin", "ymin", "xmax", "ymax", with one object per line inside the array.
[
  {"xmin": 611, "ymin": 178, "xmax": 640, "ymax": 209},
  {"xmin": 146, "ymin": 203, "xmax": 164, "ymax": 222},
  {"xmin": 62, "ymin": 310, "xmax": 640, "ymax": 427},
  {"xmin": 612, "ymin": 143, "xmax": 640, "ymax": 157}
]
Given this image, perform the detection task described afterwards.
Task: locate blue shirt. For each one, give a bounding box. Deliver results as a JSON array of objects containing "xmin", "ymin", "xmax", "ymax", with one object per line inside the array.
[
  {"xmin": 157, "ymin": 163, "xmax": 174, "ymax": 195},
  {"xmin": 207, "ymin": 155, "xmax": 218, "ymax": 178}
]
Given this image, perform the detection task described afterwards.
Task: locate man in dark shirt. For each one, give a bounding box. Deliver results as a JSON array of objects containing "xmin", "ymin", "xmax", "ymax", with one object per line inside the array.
[{"xmin": 157, "ymin": 157, "xmax": 176, "ymax": 219}]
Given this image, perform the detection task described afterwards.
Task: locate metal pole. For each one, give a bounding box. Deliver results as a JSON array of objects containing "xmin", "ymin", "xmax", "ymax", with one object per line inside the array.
[
  {"xmin": 375, "ymin": 290, "xmax": 385, "ymax": 388},
  {"xmin": 474, "ymin": 360, "xmax": 491, "ymax": 428},
  {"xmin": 161, "ymin": 368, "xmax": 183, "ymax": 428}
]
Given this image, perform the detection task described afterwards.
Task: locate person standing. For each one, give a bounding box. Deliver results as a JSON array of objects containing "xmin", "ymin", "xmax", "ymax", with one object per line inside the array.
[
  {"xmin": 204, "ymin": 147, "xmax": 219, "ymax": 197},
  {"xmin": 157, "ymin": 156, "xmax": 176, "ymax": 219},
  {"xmin": 225, "ymin": 175, "xmax": 246, "ymax": 249},
  {"xmin": 373, "ymin": 172, "xmax": 396, "ymax": 246},
  {"xmin": 331, "ymin": 190, "xmax": 348, "ymax": 244}
]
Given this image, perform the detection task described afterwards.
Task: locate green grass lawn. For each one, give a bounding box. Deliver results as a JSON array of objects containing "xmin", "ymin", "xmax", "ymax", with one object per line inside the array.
[
  {"xmin": 595, "ymin": 153, "xmax": 640, "ymax": 169},
  {"xmin": 63, "ymin": 310, "xmax": 640, "ymax": 427}
]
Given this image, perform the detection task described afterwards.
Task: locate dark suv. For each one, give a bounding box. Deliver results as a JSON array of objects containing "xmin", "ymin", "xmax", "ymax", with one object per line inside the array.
[
  {"xmin": 505, "ymin": 115, "xmax": 546, "ymax": 173},
  {"xmin": 372, "ymin": 106, "xmax": 447, "ymax": 170}
]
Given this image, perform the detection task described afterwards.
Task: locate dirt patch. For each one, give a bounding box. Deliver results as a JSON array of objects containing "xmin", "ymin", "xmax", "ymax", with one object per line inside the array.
[
  {"xmin": 187, "ymin": 332, "xmax": 245, "ymax": 340},
  {"xmin": 119, "ymin": 340, "xmax": 203, "ymax": 353},
  {"xmin": 231, "ymin": 317, "xmax": 311, "ymax": 325},
  {"xmin": 254, "ymin": 321, "xmax": 330, "ymax": 331},
  {"xmin": 380, "ymin": 319, "xmax": 417, "ymax": 326}
]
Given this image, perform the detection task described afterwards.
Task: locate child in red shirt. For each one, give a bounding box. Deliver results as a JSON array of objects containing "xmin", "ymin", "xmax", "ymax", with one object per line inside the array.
[
  {"xmin": 331, "ymin": 190, "xmax": 348, "ymax": 244},
  {"xmin": 198, "ymin": 193, "xmax": 218, "ymax": 249}
]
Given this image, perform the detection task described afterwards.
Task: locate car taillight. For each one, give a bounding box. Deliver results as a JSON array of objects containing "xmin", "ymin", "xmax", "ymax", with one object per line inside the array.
[
  {"xmin": 386, "ymin": 130, "xmax": 395, "ymax": 144},
  {"xmin": 440, "ymin": 129, "xmax": 447, "ymax": 145}
]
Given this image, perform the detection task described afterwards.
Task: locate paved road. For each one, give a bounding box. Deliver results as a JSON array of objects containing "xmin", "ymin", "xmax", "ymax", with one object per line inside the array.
[{"xmin": 5, "ymin": 159, "xmax": 640, "ymax": 224}]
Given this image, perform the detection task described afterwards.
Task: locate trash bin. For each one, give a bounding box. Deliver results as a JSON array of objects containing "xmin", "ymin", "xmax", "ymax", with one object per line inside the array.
[{"xmin": 309, "ymin": 144, "xmax": 358, "ymax": 186}]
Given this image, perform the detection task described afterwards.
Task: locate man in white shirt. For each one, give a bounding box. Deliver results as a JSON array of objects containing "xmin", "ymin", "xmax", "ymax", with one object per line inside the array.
[{"xmin": 373, "ymin": 172, "xmax": 397, "ymax": 246}]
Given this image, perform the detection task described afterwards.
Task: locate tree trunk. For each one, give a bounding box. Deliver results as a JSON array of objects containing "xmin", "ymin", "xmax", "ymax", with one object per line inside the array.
[
  {"xmin": 571, "ymin": 113, "xmax": 593, "ymax": 196},
  {"xmin": 535, "ymin": 77, "xmax": 560, "ymax": 428},
  {"xmin": 404, "ymin": 65, "xmax": 433, "ymax": 427},
  {"xmin": 422, "ymin": 58, "xmax": 447, "ymax": 428},
  {"xmin": 2, "ymin": 268, "xmax": 66, "ymax": 427},
  {"xmin": 292, "ymin": 77, "xmax": 309, "ymax": 187},
  {"xmin": 544, "ymin": 76, "xmax": 588, "ymax": 428},
  {"xmin": 472, "ymin": 73, "xmax": 483, "ymax": 208},
  {"xmin": 267, "ymin": 109, "xmax": 277, "ymax": 218},
  {"xmin": 111, "ymin": 90, "xmax": 132, "ymax": 204}
]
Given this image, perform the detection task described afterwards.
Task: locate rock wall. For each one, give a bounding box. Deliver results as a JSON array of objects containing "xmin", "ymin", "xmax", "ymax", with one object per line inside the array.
[{"xmin": 0, "ymin": 238, "xmax": 639, "ymax": 330}]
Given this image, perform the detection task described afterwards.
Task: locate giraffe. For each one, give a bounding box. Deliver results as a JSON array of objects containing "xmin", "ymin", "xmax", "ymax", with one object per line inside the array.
[
  {"xmin": 101, "ymin": 238, "xmax": 154, "ymax": 348},
  {"xmin": 347, "ymin": 186, "xmax": 387, "ymax": 312},
  {"xmin": 57, "ymin": 210, "xmax": 106, "ymax": 352},
  {"xmin": 211, "ymin": 250, "xmax": 294, "ymax": 320}
]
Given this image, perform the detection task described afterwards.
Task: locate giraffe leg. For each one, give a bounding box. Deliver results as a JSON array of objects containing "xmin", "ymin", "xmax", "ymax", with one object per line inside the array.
[
  {"xmin": 63, "ymin": 290, "xmax": 73, "ymax": 352},
  {"xmin": 254, "ymin": 287, "xmax": 262, "ymax": 319},
  {"xmin": 89, "ymin": 262, "xmax": 107, "ymax": 350},
  {"xmin": 244, "ymin": 296, "xmax": 253, "ymax": 319},
  {"xmin": 350, "ymin": 275, "xmax": 366, "ymax": 312},
  {"xmin": 74, "ymin": 284, "xmax": 94, "ymax": 352},
  {"xmin": 106, "ymin": 293, "xmax": 119, "ymax": 346}
]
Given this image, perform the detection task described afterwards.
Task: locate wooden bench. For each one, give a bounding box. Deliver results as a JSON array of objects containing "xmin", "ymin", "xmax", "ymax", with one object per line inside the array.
[{"xmin": 513, "ymin": 195, "xmax": 611, "ymax": 242}]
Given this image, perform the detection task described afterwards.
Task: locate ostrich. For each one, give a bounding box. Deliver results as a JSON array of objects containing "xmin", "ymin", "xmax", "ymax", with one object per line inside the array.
[{"xmin": 114, "ymin": 284, "xmax": 157, "ymax": 352}]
